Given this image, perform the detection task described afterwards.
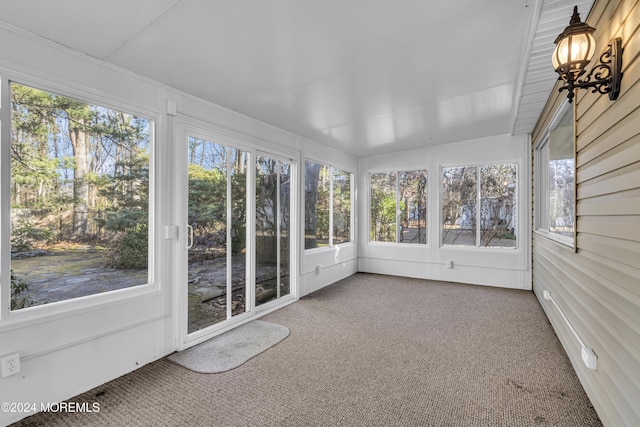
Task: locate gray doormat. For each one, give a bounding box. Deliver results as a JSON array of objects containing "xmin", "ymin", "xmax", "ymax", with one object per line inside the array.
[{"xmin": 167, "ymin": 320, "xmax": 290, "ymax": 373}]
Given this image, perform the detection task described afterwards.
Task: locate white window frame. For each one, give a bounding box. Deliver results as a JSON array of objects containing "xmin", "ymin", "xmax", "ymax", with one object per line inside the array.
[
  {"xmin": 0, "ymin": 75, "xmax": 158, "ymax": 323},
  {"xmin": 534, "ymin": 100, "xmax": 576, "ymax": 249},
  {"xmin": 303, "ymin": 159, "xmax": 354, "ymax": 252},
  {"xmin": 178, "ymin": 122, "xmax": 299, "ymax": 348},
  {"xmin": 254, "ymin": 150, "xmax": 296, "ymax": 306},
  {"xmin": 368, "ymin": 169, "xmax": 428, "ymax": 245},
  {"xmin": 440, "ymin": 162, "xmax": 518, "ymax": 249}
]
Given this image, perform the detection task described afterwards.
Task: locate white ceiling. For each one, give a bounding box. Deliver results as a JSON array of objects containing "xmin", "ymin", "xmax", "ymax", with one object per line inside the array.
[{"xmin": 0, "ymin": 0, "xmax": 592, "ymax": 157}]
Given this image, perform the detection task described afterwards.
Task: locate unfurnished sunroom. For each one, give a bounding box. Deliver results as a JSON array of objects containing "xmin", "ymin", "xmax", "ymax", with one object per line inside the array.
[{"xmin": 0, "ymin": 0, "xmax": 639, "ymax": 426}]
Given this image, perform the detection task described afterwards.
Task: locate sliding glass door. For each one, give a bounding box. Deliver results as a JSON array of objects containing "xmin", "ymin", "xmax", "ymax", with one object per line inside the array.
[
  {"xmin": 255, "ymin": 156, "xmax": 291, "ymax": 306},
  {"xmin": 182, "ymin": 133, "xmax": 295, "ymax": 340},
  {"xmin": 186, "ymin": 136, "xmax": 248, "ymax": 333}
]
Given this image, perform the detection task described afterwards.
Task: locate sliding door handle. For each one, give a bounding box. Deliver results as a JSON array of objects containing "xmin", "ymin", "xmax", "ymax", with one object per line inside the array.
[{"xmin": 187, "ymin": 224, "xmax": 194, "ymax": 249}]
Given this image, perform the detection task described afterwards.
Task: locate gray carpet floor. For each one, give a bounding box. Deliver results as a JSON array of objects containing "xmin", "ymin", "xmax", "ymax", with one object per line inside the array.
[{"xmin": 13, "ymin": 273, "xmax": 602, "ymax": 426}]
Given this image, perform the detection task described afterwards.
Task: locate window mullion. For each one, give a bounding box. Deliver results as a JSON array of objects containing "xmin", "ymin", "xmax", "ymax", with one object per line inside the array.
[
  {"xmin": 0, "ymin": 77, "xmax": 10, "ymax": 318},
  {"xmin": 396, "ymin": 172, "xmax": 401, "ymax": 243},
  {"xmin": 247, "ymin": 152, "xmax": 256, "ymax": 313},
  {"xmin": 225, "ymin": 147, "xmax": 232, "ymax": 320},
  {"xmin": 350, "ymin": 172, "xmax": 354, "ymax": 243},
  {"xmin": 329, "ymin": 167, "xmax": 334, "ymax": 247},
  {"xmin": 541, "ymin": 146, "xmax": 548, "ymax": 231},
  {"xmin": 276, "ymin": 163, "xmax": 281, "ymax": 300},
  {"xmin": 476, "ymin": 166, "xmax": 481, "ymax": 247}
]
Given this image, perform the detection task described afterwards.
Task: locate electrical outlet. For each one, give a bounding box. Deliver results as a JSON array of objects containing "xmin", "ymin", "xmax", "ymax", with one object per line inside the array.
[
  {"xmin": 543, "ymin": 290, "xmax": 552, "ymax": 300},
  {"xmin": 1, "ymin": 353, "xmax": 20, "ymax": 378}
]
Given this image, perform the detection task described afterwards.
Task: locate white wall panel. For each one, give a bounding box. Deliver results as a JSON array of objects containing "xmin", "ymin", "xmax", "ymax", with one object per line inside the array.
[
  {"xmin": 301, "ymin": 259, "xmax": 358, "ymax": 296},
  {"xmin": 0, "ymin": 321, "xmax": 163, "ymax": 425},
  {"xmin": 0, "ymin": 27, "xmax": 162, "ymax": 113}
]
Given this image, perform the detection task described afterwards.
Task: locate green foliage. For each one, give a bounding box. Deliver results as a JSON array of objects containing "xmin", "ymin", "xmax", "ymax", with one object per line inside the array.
[
  {"xmin": 398, "ymin": 171, "xmax": 427, "ymax": 244},
  {"xmin": 11, "ymin": 82, "xmax": 151, "ymax": 246},
  {"xmin": 187, "ymin": 163, "xmax": 227, "ymax": 260},
  {"xmin": 304, "ymin": 162, "xmax": 334, "ymax": 247},
  {"xmin": 377, "ymin": 194, "xmax": 397, "ymax": 240},
  {"xmin": 370, "ymin": 172, "xmax": 397, "ymax": 242},
  {"xmin": 188, "ymin": 164, "xmax": 227, "ymax": 226},
  {"xmin": 185, "ymin": 157, "xmax": 250, "ymax": 258},
  {"xmin": 10, "ymin": 271, "xmax": 34, "ymax": 310},
  {"xmin": 105, "ymin": 223, "xmax": 148, "ymax": 269},
  {"xmin": 11, "ymin": 221, "xmax": 54, "ymax": 251},
  {"xmin": 11, "ymin": 85, "xmax": 81, "ymax": 199},
  {"xmin": 315, "ymin": 182, "xmax": 330, "ymax": 242},
  {"xmin": 98, "ymin": 153, "xmax": 150, "ymax": 233},
  {"xmin": 96, "ymin": 153, "xmax": 150, "ymax": 264},
  {"xmin": 230, "ymin": 172, "xmax": 247, "ymax": 255},
  {"xmin": 315, "ymin": 166, "xmax": 331, "ymax": 243}
]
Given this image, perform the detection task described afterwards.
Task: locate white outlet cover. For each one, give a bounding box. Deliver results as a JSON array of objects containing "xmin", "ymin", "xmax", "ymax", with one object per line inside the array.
[
  {"xmin": 581, "ymin": 347, "xmax": 598, "ymax": 370},
  {"xmin": 1, "ymin": 353, "xmax": 21, "ymax": 378},
  {"xmin": 164, "ymin": 224, "xmax": 178, "ymax": 240}
]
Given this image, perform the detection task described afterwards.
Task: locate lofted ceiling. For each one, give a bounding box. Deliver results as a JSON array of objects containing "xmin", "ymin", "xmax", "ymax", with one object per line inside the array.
[{"xmin": 0, "ymin": 0, "xmax": 593, "ymax": 157}]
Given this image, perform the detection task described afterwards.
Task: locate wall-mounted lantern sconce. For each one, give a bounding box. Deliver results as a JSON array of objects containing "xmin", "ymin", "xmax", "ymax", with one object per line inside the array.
[{"xmin": 552, "ymin": 6, "xmax": 623, "ymax": 103}]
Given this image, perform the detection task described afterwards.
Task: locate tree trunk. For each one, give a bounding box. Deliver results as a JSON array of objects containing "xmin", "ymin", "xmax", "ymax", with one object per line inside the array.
[{"xmin": 69, "ymin": 122, "xmax": 90, "ymax": 237}]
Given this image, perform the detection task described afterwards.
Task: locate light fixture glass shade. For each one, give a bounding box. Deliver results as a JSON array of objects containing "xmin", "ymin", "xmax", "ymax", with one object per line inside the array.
[
  {"xmin": 551, "ymin": 6, "xmax": 623, "ymax": 103},
  {"xmin": 552, "ymin": 6, "xmax": 598, "ymax": 80},
  {"xmin": 552, "ymin": 31, "xmax": 597, "ymax": 76}
]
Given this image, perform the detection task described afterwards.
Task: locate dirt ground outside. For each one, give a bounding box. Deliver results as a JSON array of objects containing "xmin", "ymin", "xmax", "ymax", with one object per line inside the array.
[
  {"xmin": 11, "ymin": 247, "xmax": 147, "ymax": 305},
  {"xmin": 11, "ymin": 247, "xmax": 279, "ymax": 333}
]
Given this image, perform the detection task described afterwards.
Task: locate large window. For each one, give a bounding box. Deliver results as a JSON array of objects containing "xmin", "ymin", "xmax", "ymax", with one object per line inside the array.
[
  {"xmin": 442, "ymin": 164, "xmax": 517, "ymax": 248},
  {"xmin": 7, "ymin": 82, "xmax": 152, "ymax": 310},
  {"xmin": 536, "ymin": 102, "xmax": 575, "ymax": 244},
  {"xmin": 304, "ymin": 160, "xmax": 352, "ymax": 249},
  {"xmin": 369, "ymin": 170, "xmax": 427, "ymax": 244}
]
